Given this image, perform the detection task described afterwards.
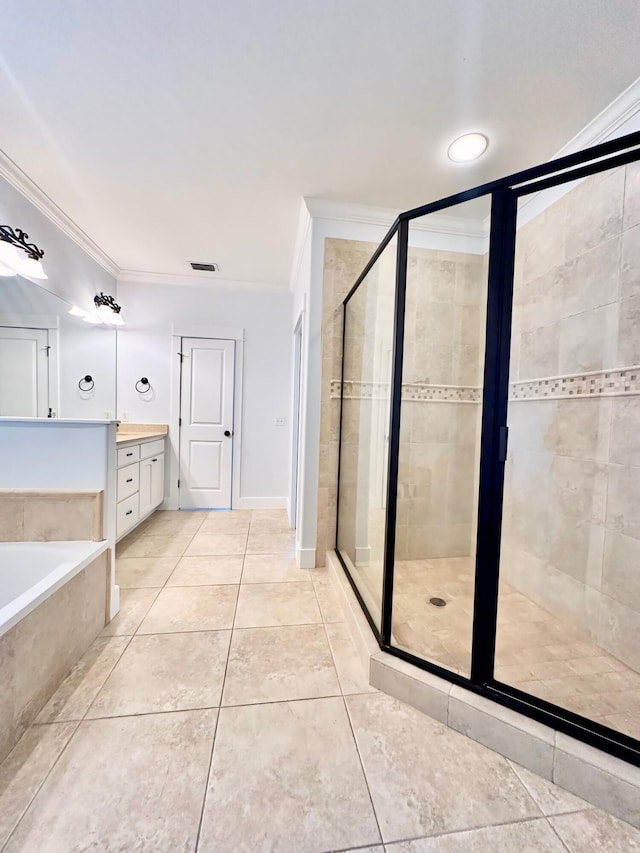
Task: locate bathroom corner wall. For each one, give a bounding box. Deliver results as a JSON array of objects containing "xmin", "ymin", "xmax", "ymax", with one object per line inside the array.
[{"xmin": 502, "ymin": 160, "xmax": 640, "ymax": 671}]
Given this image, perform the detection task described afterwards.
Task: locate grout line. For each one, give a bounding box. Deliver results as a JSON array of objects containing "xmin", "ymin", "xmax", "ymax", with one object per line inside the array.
[
  {"xmin": 0, "ymin": 720, "xmax": 82, "ymax": 852},
  {"xmin": 546, "ymin": 816, "xmax": 573, "ymax": 852},
  {"xmin": 373, "ymin": 814, "xmax": 564, "ymax": 849},
  {"xmin": 341, "ymin": 695, "xmax": 385, "ymax": 848},
  {"xmin": 81, "ymin": 632, "xmax": 136, "ymax": 721},
  {"xmin": 194, "ymin": 537, "xmax": 247, "ymax": 851},
  {"xmin": 71, "ymin": 694, "xmax": 358, "ymax": 724}
]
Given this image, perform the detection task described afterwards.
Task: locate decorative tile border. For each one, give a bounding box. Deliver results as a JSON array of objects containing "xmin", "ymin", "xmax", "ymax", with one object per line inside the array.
[
  {"xmin": 510, "ymin": 365, "xmax": 640, "ymax": 401},
  {"xmin": 331, "ymin": 366, "xmax": 640, "ymax": 404},
  {"xmin": 330, "ymin": 380, "xmax": 481, "ymax": 403}
]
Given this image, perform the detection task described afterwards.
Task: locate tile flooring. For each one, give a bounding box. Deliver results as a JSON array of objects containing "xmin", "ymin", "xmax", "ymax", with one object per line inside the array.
[
  {"xmin": 351, "ymin": 555, "xmax": 640, "ymax": 738},
  {"xmin": 1, "ymin": 510, "xmax": 640, "ymax": 851}
]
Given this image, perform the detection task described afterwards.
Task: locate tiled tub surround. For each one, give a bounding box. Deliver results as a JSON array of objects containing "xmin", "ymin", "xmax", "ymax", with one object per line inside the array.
[
  {"xmin": 0, "ymin": 490, "xmax": 104, "ymax": 542},
  {"xmin": 0, "ymin": 545, "xmax": 108, "ymax": 764},
  {"xmin": 1, "ymin": 510, "xmax": 639, "ymax": 851}
]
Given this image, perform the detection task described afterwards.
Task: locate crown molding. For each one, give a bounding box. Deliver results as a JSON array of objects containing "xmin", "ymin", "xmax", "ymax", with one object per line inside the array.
[
  {"xmin": 0, "ymin": 147, "xmax": 120, "ymax": 279},
  {"xmin": 554, "ymin": 74, "xmax": 640, "ymax": 157},
  {"xmin": 517, "ymin": 75, "xmax": 640, "ymax": 227},
  {"xmin": 303, "ymin": 197, "xmax": 487, "ymax": 238},
  {"xmin": 117, "ymin": 268, "xmax": 289, "ymax": 292}
]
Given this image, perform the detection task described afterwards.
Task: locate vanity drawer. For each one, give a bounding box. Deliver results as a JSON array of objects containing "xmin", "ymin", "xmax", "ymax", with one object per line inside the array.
[
  {"xmin": 116, "ymin": 493, "xmax": 139, "ymax": 538},
  {"xmin": 117, "ymin": 445, "xmax": 141, "ymax": 467},
  {"xmin": 117, "ymin": 462, "xmax": 140, "ymax": 501},
  {"xmin": 140, "ymin": 438, "xmax": 165, "ymax": 460}
]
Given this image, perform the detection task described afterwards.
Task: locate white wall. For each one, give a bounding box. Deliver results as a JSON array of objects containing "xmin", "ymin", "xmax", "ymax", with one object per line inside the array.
[{"xmin": 116, "ymin": 280, "xmax": 293, "ymax": 508}]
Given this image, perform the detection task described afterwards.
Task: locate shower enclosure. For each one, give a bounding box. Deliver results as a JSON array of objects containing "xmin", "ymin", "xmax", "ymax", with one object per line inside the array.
[{"xmin": 336, "ymin": 130, "xmax": 640, "ymax": 766}]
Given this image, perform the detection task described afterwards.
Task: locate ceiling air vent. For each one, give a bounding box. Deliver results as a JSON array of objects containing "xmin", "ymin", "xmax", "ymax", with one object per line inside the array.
[{"xmin": 190, "ymin": 262, "xmax": 219, "ymax": 272}]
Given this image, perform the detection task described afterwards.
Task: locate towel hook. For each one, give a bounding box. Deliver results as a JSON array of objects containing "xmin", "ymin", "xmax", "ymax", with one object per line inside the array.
[
  {"xmin": 135, "ymin": 376, "xmax": 151, "ymax": 393},
  {"xmin": 78, "ymin": 375, "xmax": 94, "ymax": 391}
]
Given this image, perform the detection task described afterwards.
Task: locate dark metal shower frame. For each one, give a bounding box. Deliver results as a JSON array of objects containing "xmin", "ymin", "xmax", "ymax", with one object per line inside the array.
[{"xmin": 336, "ymin": 129, "xmax": 640, "ymax": 766}]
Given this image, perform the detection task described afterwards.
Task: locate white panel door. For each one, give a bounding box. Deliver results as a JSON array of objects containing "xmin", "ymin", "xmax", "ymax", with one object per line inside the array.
[
  {"xmin": 179, "ymin": 337, "xmax": 235, "ymax": 509},
  {"xmin": 0, "ymin": 327, "xmax": 49, "ymax": 417}
]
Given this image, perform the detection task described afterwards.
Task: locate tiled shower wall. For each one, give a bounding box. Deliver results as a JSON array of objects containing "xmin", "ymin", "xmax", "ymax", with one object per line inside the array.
[
  {"xmin": 319, "ymin": 237, "xmax": 486, "ymax": 566},
  {"xmin": 501, "ymin": 161, "xmax": 640, "ymax": 672}
]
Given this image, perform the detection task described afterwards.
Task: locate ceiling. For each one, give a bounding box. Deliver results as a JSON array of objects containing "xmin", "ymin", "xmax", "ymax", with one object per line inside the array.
[{"xmin": 1, "ymin": 0, "xmax": 639, "ymax": 288}]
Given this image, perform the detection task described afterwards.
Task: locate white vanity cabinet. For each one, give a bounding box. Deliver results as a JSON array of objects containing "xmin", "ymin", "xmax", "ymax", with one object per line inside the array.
[
  {"xmin": 139, "ymin": 441, "xmax": 165, "ymax": 520},
  {"xmin": 116, "ymin": 435, "xmax": 166, "ymax": 539}
]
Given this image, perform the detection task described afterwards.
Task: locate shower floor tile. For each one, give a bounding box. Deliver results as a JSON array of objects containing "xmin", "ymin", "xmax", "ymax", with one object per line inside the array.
[
  {"xmin": 350, "ymin": 554, "xmax": 640, "ymax": 732},
  {"xmin": 2, "ymin": 510, "xmax": 639, "ymax": 851}
]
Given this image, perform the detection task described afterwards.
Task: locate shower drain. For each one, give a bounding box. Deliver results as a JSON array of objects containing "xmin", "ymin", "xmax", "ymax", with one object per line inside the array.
[{"xmin": 429, "ymin": 597, "xmax": 447, "ymax": 607}]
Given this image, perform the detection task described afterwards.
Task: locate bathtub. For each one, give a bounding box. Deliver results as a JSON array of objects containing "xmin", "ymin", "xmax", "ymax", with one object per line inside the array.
[
  {"xmin": 0, "ymin": 540, "xmax": 108, "ymax": 638},
  {"xmin": 0, "ymin": 540, "xmax": 109, "ymax": 763}
]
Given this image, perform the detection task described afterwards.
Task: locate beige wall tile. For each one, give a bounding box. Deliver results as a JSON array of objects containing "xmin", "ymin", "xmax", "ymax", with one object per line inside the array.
[
  {"xmin": 606, "ymin": 463, "xmax": 640, "ymax": 540},
  {"xmin": 602, "ymin": 530, "xmax": 640, "ymax": 613},
  {"xmin": 620, "ymin": 223, "xmax": 640, "ymax": 300},
  {"xmin": 623, "ymin": 160, "xmax": 640, "ymax": 231},
  {"xmin": 610, "ymin": 396, "xmax": 640, "ymax": 466},
  {"xmin": 618, "ymin": 294, "xmax": 640, "ymax": 365},
  {"xmin": 522, "ymin": 196, "xmax": 568, "ymax": 281},
  {"xmin": 565, "ymin": 167, "xmax": 625, "ymax": 259},
  {"xmin": 545, "ymin": 399, "xmax": 612, "ymax": 462},
  {"xmin": 597, "ymin": 594, "xmax": 640, "ymax": 672},
  {"xmin": 519, "ymin": 323, "xmax": 560, "ymax": 380},
  {"xmin": 0, "ymin": 492, "xmax": 102, "ymax": 542},
  {"xmin": 558, "ymin": 302, "xmax": 618, "ymax": 375},
  {"xmin": 0, "ymin": 497, "xmax": 24, "ymax": 542},
  {"xmin": 562, "ymin": 235, "xmax": 620, "ymax": 316}
]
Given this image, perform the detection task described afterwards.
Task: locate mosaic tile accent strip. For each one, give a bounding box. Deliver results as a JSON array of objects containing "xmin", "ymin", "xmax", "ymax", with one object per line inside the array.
[
  {"xmin": 510, "ymin": 365, "xmax": 640, "ymax": 401},
  {"xmin": 330, "ymin": 380, "xmax": 481, "ymax": 403},
  {"xmin": 331, "ymin": 366, "xmax": 640, "ymax": 404}
]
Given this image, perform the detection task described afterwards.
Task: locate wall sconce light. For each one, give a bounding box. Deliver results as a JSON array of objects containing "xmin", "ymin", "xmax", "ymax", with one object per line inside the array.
[
  {"xmin": 78, "ymin": 292, "xmax": 125, "ymax": 326},
  {"xmin": 0, "ymin": 225, "xmax": 47, "ymax": 279},
  {"xmin": 94, "ymin": 292, "xmax": 124, "ymax": 326}
]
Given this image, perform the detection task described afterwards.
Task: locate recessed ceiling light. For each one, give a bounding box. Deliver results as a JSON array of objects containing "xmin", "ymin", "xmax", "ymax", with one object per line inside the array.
[{"xmin": 447, "ymin": 133, "xmax": 489, "ymax": 163}]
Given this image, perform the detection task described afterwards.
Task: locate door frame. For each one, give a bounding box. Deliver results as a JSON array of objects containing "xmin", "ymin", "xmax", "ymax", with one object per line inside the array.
[
  {"xmin": 0, "ymin": 313, "xmax": 60, "ymax": 416},
  {"xmin": 168, "ymin": 324, "xmax": 244, "ymax": 511}
]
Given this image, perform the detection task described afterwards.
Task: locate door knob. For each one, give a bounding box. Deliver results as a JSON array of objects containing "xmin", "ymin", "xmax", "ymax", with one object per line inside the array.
[{"xmin": 224, "ymin": 430, "xmax": 232, "ymax": 437}]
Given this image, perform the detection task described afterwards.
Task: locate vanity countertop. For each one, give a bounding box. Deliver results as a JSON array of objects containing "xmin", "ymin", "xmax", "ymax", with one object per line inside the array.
[{"xmin": 115, "ymin": 424, "xmax": 168, "ymax": 445}]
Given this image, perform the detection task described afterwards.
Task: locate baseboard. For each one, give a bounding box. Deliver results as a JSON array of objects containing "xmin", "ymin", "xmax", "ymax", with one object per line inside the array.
[
  {"xmin": 232, "ymin": 496, "xmax": 288, "ymax": 510},
  {"xmin": 296, "ymin": 546, "xmax": 316, "ymax": 569}
]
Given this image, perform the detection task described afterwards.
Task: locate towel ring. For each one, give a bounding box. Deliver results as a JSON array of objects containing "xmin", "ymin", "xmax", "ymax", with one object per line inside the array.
[
  {"xmin": 135, "ymin": 377, "xmax": 151, "ymax": 393},
  {"xmin": 78, "ymin": 375, "xmax": 94, "ymax": 391}
]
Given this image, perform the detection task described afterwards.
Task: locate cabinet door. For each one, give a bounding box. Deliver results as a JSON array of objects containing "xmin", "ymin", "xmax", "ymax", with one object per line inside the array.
[
  {"xmin": 150, "ymin": 453, "xmax": 165, "ymax": 509},
  {"xmin": 139, "ymin": 458, "xmax": 153, "ymax": 519}
]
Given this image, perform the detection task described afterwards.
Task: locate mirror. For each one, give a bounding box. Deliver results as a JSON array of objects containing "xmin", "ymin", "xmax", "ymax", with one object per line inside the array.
[{"xmin": 0, "ymin": 275, "xmax": 117, "ymax": 419}]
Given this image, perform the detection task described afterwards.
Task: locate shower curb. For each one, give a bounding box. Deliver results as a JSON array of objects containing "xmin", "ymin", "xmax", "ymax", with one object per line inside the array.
[{"xmin": 324, "ymin": 550, "xmax": 640, "ymax": 829}]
